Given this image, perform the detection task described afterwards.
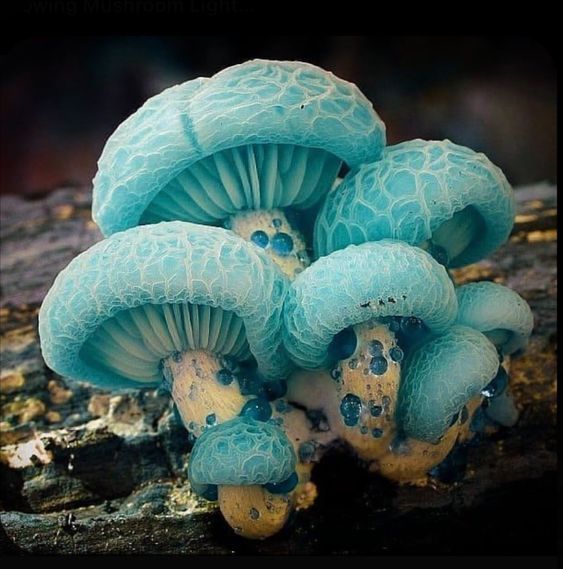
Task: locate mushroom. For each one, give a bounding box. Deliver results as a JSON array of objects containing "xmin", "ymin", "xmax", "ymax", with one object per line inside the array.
[
  {"xmin": 188, "ymin": 416, "xmax": 298, "ymax": 539},
  {"xmin": 283, "ymin": 239, "xmax": 458, "ymax": 469},
  {"xmin": 92, "ymin": 59, "xmax": 385, "ymax": 278},
  {"xmin": 38, "ymin": 221, "xmax": 293, "ymax": 440},
  {"xmin": 455, "ymin": 281, "xmax": 534, "ymax": 430},
  {"xmin": 455, "ymin": 281, "xmax": 534, "ymax": 356},
  {"xmin": 314, "ymin": 139, "xmax": 515, "ymax": 268}
]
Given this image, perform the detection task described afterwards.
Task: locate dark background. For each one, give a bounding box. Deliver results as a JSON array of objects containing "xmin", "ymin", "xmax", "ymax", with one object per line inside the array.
[{"xmin": 0, "ymin": 35, "xmax": 557, "ymax": 197}]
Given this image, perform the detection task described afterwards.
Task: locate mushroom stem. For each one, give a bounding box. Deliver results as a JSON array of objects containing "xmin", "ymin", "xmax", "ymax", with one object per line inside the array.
[
  {"xmin": 218, "ymin": 485, "xmax": 293, "ymax": 540},
  {"xmin": 164, "ymin": 349, "xmax": 247, "ymax": 437},
  {"xmin": 227, "ymin": 208, "xmax": 310, "ymax": 278},
  {"xmin": 329, "ymin": 320, "xmax": 403, "ymax": 463}
]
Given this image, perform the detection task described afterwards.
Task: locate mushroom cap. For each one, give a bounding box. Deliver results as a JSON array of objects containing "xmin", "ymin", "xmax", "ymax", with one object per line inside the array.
[
  {"xmin": 39, "ymin": 221, "xmax": 291, "ymax": 389},
  {"xmin": 188, "ymin": 416, "xmax": 296, "ymax": 486},
  {"xmin": 283, "ymin": 239, "xmax": 458, "ymax": 369},
  {"xmin": 397, "ymin": 324, "xmax": 499, "ymax": 443},
  {"xmin": 93, "ymin": 59, "xmax": 386, "ymax": 236},
  {"xmin": 314, "ymin": 139, "xmax": 516, "ymax": 267},
  {"xmin": 455, "ymin": 281, "xmax": 533, "ymax": 355}
]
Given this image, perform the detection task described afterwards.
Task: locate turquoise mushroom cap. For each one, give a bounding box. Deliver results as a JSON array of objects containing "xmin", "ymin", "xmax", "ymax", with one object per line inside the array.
[
  {"xmin": 283, "ymin": 240, "xmax": 458, "ymax": 369},
  {"xmin": 92, "ymin": 59, "xmax": 386, "ymax": 236},
  {"xmin": 397, "ymin": 324, "xmax": 499, "ymax": 443},
  {"xmin": 314, "ymin": 139, "xmax": 515, "ymax": 267},
  {"xmin": 188, "ymin": 416, "xmax": 296, "ymax": 486},
  {"xmin": 455, "ymin": 281, "xmax": 533, "ymax": 355},
  {"xmin": 38, "ymin": 222, "xmax": 291, "ymax": 389}
]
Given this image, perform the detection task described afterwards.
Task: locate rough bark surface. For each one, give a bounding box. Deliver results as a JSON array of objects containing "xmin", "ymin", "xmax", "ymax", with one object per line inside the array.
[{"xmin": 0, "ymin": 184, "xmax": 557, "ymax": 554}]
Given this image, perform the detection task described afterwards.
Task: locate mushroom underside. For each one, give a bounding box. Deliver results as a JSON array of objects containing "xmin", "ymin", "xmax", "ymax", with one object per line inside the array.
[
  {"xmin": 80, "ymin": 303, "xmax": 251, "ymax": 383},
  {"xmin": 139, "ymin": 143, "xmax": 342, "ymax": 225}
]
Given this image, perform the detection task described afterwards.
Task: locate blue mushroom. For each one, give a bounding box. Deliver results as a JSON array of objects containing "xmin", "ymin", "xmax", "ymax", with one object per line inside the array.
[
  {"xmin": 397, "ymin": 325, "xmax": 499, "ymax": 443},
  {"xmin": 92, "ymin": 60, "xmax": 386, "ymax": 277},
  {"xmin": 39, "ymin": 222, "xmax": 291, "ymax": 437},
  {"xmin": 283, "ymin": 239, "xmax": 457, "ymax": 463},
  {"xmin": 188, "ymin": 416, "xmax": 297, "ymax": 539},
  {"xmin": 455, "ymin": 281, "xmax": 534, "ymax": 355},
  {"xmin": 314, "ymin": 139, "xmax": 515, "ymax": 268}
]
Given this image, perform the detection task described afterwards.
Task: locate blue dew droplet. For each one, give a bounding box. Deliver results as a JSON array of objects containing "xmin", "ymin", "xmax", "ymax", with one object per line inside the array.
[
  {"xmin": 339, "ymin": 393, "xmax": 362, "ymax": 427},
  {"xmin": 389, "ymin": 346, "xmax": 404, "ymax": 363},
  {"xmin": 205, "ymin": 413, "xmax": 217, "ymax": 426},
  {"xmin": 271, "ymin": 232, "xmax": 294, "ymax": 256},
  {"xmin": 272, "ymin": 218, "xmax": 283, "ymax": 229},
  {"xmin": 330, "ymin": 367, "xmax": 342, "ymax": 381},
  {"xmin": 387, "ymin": 316, "xmax": 402, "ymax": 333},
  {"xmin": 264, "ymin": 471, "xmax": 299, "ymax": 495},
  {"xmin": 298, "ymin": 441, "xmax": 316, "ymax": 463},
  {"xmin": 328, "ymin": 327, "xmax": 357, "ymax": 361},
  {"xmin": 369, "ymin": 356, "xmax": 388, "ymax": 375},
  {"xmin": 368, "ymin": 340, "xmax": 384, "ymax": 356},
  {"xmin": 382, "ymin": 395, "xmax": 391, "ymax": 410},
  {"xmin": 481, "ymin": 366, "xmax": 509, "ymax": 398},
  {"xmin": 360, "ymin": 426, "xmax": 368, "ymax": 435},
  {"xmin": 372, "ymin": 428, "xmax": 384, "ymax": 439},
  {"xmin": 240, "ymin": 397, "xmax": 272, "ymax": 422},
  {"xmin": 216, "ymin": 368, "xmax": 234, "ymax": 386},
  {"xmin": 249, "ymin": 507, "xmax": 260, "ymax": 520},
  {"xmin": 250, "ymin": 230, "xmax": 269, "ymax": 248},
  {"xmin": 368, "ymin": 400, "xmax": 383, "ymax": 417}
]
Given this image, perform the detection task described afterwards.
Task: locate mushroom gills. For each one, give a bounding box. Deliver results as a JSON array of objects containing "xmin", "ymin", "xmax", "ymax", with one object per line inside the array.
[
  {"xmin": 419, "ymin": 206, "xmax": 485, "ymax": 265},
  {"xmin": 81, "ymin": 303, "xmax": 250, "ymax": 383},
  {"xmin": 140, "ymin": 143, "xmax": 342, "ymax": 225}
]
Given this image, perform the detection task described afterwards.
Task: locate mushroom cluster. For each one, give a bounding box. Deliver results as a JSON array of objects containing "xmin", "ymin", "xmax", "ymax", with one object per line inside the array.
[{"xmin": 39, "ymin": 60, "xmax": 533, "ymax": 540}]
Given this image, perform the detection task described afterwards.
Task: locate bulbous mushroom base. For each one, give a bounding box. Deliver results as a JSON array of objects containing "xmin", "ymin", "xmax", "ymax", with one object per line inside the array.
[
  {"xmin": 218, "ymin": 485, "xmax": 293, "ymax": 540},
  {"xmin": 227, "ymin": 208, "xmax": 310, "ymax": 278}
]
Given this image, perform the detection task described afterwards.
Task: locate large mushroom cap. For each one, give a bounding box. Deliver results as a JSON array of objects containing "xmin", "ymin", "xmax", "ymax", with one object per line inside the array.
[
  {"xmin": 39, "ymin": 222, "xmax": 291, "ymax": 389},
  {"xmin": 397, "ymin": 324, "xmax": 500, "ymax": 443},
  {"xmin": 455, "ymin": 281, "xmax": 534, "ymax": 355},
  {"xmin": 93, "ymin": 59, "xmax": 386, "ymax": 237},
  {"xmin": 314, "ymin": 139, "xmax": 516, "ymax": 267},
  {"xmin": 188, "ymin": 416, "xmax": 296, "ymax": 486},
  {"xmin": 283, "ymin": 239, "xmax": 457, "ymax": 369}
]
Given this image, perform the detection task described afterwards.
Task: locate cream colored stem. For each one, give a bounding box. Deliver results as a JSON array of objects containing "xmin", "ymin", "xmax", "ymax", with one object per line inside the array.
[
  {"xmin": 165, "ymin": 349, "xmax": 246, "ymax": 438},
  {"xmin": 228, "ymin": 208, "xmax": 310, "ymax": 278}
]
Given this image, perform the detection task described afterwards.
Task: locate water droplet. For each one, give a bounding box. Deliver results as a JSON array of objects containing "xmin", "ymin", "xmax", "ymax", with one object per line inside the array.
[
  {"xmin": 216, "ymin": 368, "xmax": 234, "ymax": 385},
  {"xmin": 272, "ymin": 218, "xmax": 282, "ymax": 229},
  {"xmin": 360, "ymin": 426, "xmax": 368, "ymax": 435},
  {"xmin": 249, "ymin": 507, "xmax": 260, "ymax": 520},
  {"xmin": 298, "ymin": 441, "xmax": 316, "ymax": 463},
  {"xmin": 368, "ymin": 340, "xmax": 384, "ymax": 356},
  {"xmin": 271, "ymin": 232, "xmax": 294, "ymax": 256},
  {"xmin": 348, "ymin": 358, "xmax": 359, "ymax": 370},
  {"xmin": 205, "ymin": 413, "xmax": 216, "ymax": 426},
  {"xmin": 372, "ymin": 428, "xmax": 384, "ymax": 438},
  {"xmin": 339, "ymin": 393, "xmax": 362, "ymax": 427},
  {"xmin": 250, "ymin": 230, "xmax": 269, "ymax": 248},
  {"xmin": 330, "ymin": 367, "xmax": 341, "ymax": 380},
  {"xmin": 369, "ymin": 401, "xmax": 383, "ymax": 417},
  {"xmin": 369, "ymin": 356, "xmax": 388, "ymax": 375},
  {"xmin": 389, "ymin": 346, "xmax": 404, "ymax": 363},
  {"xmin": 382, "ymin": 395, "xmax": 391, "ymax": 409},
  {"xmin": 240, "ymin": 397, "xmax": 272, "ymax": 422},
  {"xmin": 481, "ymin": 366, "xmax": 509, "ymax": 398}
]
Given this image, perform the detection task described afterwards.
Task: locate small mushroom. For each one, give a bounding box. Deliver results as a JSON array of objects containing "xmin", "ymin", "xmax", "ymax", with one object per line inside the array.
[
  {"xmin": 455, "ymin": 281, "xmax": 534, "ymax": 356},
  {"xmin": 314, "ymin": 139, "xmax": 515, "ymax": 268},
  {"xmin": 38, "ymin": 222, "xmax": 292, "ymax": 438},
  {"xmin": 283, "ymin": 240, "xmax": 457, "ymax": 463},
  {"xmin": 92, "ymin": 59, "xmax": 385, "ymax": 277},
  {"xmin": 188, "ymin": 416, "xmax": 297, "ymax": 539},
  {"xmin": 396, "ymin": 324, "xmax": 499, "ymax": 444}
]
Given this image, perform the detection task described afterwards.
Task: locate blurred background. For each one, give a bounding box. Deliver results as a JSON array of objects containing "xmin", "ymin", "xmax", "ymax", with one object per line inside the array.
[{"xmin": 1, "ymin": 35, "xmax": 556, "ymax": 197}]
